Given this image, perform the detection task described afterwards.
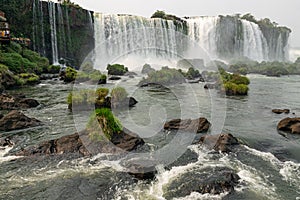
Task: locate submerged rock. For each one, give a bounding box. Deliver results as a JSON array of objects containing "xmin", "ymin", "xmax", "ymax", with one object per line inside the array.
[
  {"xmin": 197, "ymin": 133, "xmax": 239, "ymax": 153},
  {"xmin": 0, "ymin": 110, "xmax": 42, "ymax": 132},
  {"xmin": 109, "ymin": 76, "xmax": 122, "ymax": 81},
  {"xmin": 272, "ymin": 109, "xmax": 290, "ymax": 114},
  {"xmin": 277, "ymin": 117, "xmax": 300, "ymax": 134},
  {"xmin": 0, "ymin": 93, "xmax": 40, "ymax": 110},
  {"xmin": 163, "ymin": 167, "xmax": 240, "ymax": 199},
  {"xmin": 164, "ymin": 118, "xmax": 211, "ymax": 133}
]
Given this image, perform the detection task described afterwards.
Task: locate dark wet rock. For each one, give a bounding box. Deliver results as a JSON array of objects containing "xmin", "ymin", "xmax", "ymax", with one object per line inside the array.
[
  {"xmin": 277, "ymin": 117, "xmax": 300, "ymax": 134},
  {"xmin": 0, "ymin": 113, "xmax": 3, "ymax": 119},
  {"xmin": 204, "ymin": 83, "xmax": 216, "ymax": 89},
  {"xmin": 126, "ymin": 162, "xmax": 157, "ymax": 180},
  {"xmin": 40, "ymin": 74, "xmax": 59, "ymax": 80},
  {"xmin": 17, "ymin": 128, "xmax": 144, "ymax": 157},
  {"xmin": 109, "ymin": 76, "xmax": 122, "ymax": 81},
  {"xmin": 163, "ymin": 167, "xmax": 240, "ymax": 199},
  {"xmin": 0, "ymin": 110, "xmax": 42, "ymax": 132},
  {"xmin": 97, "ymin": 78, "xmax": 107, "ymax": 84},
  {"xmin": 166, "ymin": 149, "xmax": 198, "ymax": 169},
  {"xmin": 0, "ymin": 93, "xmax": 40, "ymax": 110},
  {"xmin": 0, "ymin": 69, "xmax": 17, "ymax": 90},
  {"xmin": 272, "ymin": 109, "xmax": 290, "ymax": 114},
  {"xmin": 164, "ymin": 118, "xmax": 211, "ymax": 133},
  {"xmin": 16, "ymin": 132, "xmax": 89, "ymax": 156},
  {"xmin": 0, "ymin": 138, "xmax": 14, "ymax": 148},
  {"xmin": 197, "ymin": 133, "xmax": 239, "ymax": 153},
  {"xmin": 111, "ymin": 128, "xmax": 145, "ymax": 152}
]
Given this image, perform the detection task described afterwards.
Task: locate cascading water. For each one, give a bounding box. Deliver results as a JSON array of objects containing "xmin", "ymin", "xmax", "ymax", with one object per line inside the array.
[
  {"xmin": 241, "ymin": 19, "xmax": 269, "ymax": 61},
  {"xmin": 48, "ymin": 1, "xmax": 59, "ymax": 64},
  {"xmin": 57, "ymin": 4, "xmax": 67, "ymax": 61},
  {"xmin": 93, "ymin": 13, "xmax": 185, "ymax": 68},
  {"xmin": 186, "ymin": 17, "xmax": 219, "ymax": 60}
]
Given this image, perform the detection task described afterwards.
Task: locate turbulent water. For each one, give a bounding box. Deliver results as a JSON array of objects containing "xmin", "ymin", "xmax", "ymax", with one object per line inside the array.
[{"xmin": 1, "ymin": 75, "xmax": 300, "ymax": 199}]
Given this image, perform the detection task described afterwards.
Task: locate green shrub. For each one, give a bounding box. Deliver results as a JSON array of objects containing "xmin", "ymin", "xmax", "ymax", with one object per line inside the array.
[
  {"xmin": 224, "ymin": 82, "xmax": 249, "ymax": 95},
  {"xmin": 107, "ymin": 64, "xmax": 128, "ymax": 75},
  {"xmin": 111, "ymin": 87, "xmax": 128, "ymax": 102},
  {"xmin": 64, "ymin": 67, "xmax": 77, "ymax": 82},
  {"xmin": 87, "ymin": 108, "xmax": 123, "ymax": 140},
  {"xmin": 0, "ymin": 64, "xmax": 8, "ymax": 73},
  {"xmin": 141, "ymin": 63, "xmax": 155, "ymax": 74},
  {"xmin": 139, "ymin": 66, "xmax": 186, "ymax": 86},
  {"xmin": 0, "ymin": 52, "xmax": 23, "ymax": 73},
  {"xmin": 67, "ymin": 88, "xmax": 110, "ymax": 107},
  {"xmin": 22, "ymin": 49, "xmax": 49, "ymax": 71},
  {"xmin": 47, "ymin": 65, "xmax": 61, "ymax": 74},
  {"xmin": 18, "ymin": 73, "xmax": 40, "ymax": 85}
]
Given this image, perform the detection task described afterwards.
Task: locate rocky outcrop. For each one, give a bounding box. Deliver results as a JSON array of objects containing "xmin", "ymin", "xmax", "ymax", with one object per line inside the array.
[
  {"xmin": 272, "ymin": 109, "xmax": 290, "ymax": 114},
  {"xmin": 277, "ymin": 117, "xmax": 300, "ymax": 134},
  {"xmin": 0, "ymin": 93, "xmax": 39, "ymax": 110},
  {"xmin": 0, "ymin": 110, "xmax": 42, "ymax": 132},
  {"xmin": 163, "ymin": 167, "xmax": 240, "ymax": 199},
  {"xmin": 164, "ymin": 118, "xmax": 211, "ymax": 133},
  {"xmin": 17, "ymin": 128, "xmax": 144, "ymax": 157},
  {"xmin": 197, "ymin": 133, "xmax": 239, "ymax": 153},
  {"xmin": 0, "ymin": 69, "xmax": 17, "ymax": 90}
]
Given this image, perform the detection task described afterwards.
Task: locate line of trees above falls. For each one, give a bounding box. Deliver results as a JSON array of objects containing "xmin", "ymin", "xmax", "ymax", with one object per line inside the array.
[{"xmin": 0, "ymin": 1, "xmax": 292, "ymax": 67}]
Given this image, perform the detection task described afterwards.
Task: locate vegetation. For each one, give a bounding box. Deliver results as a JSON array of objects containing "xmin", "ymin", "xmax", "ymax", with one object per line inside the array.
[
  {"xmin": 141, "ymin": 64, "xmax": 155, "ymax": 74},
  {"xmin": 139, "ymin": 66, "xmax": 186, "ymax": 86},
  {"xmin": 151, "ymin": 10, "xmax": 188, "ymax": 33},
  {"xmin": 46, "ymin": 65, "xmax": 61, "ymax": 74},
  {"xmin": 107, "ymin": 64, "xmax": 128, "ymax": 76},
  {"xmin": 18, "ymin": 73, "xmax": 40, "ymax": 85},
  {"xmin": 227, "ymin": 58, "xmax": 300, "ymax": 77},
  {"xmin": 218, "ymin": 68, "xmax": 250, "ymax": 96},
  {"xmin": 0, "ymin": 42, "xmax": 50, "ymax": 74},
  {"xmin": 87, "ymin": 108, "xmax": 122, "ymax": 140},
  {"xmin": 111, "ymin": 87, "xmax": 128, "ymax": 103},
  {"xmin": 180, "ymin": 67, "xmax": 201, "ymax": 80}
]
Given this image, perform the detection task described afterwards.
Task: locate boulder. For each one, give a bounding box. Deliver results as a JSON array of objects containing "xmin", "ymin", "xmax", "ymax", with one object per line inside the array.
[
  {"xmin": 197, "ymin": 133, "xmax": 239, "ymax": 153},
  {"xmin": 109, "ymin": 76, "xmax": 122, "ymax": 81},
  {"xmin": 277, "ymin": 117, "xmax": 300, "ymax": 134},
  {"xmin": 204, "ymin": 83, "xmax": 216, "ymax": 89},
  {"xmin": 111, "ymin": 128, "xmax": 145, "ymax": 152},
  {"xmin": 0, "ymin": 138, "xmax": 14, "ymax": 148},
  {"xmin": 163, "ymin": 167, "xmax": 240, "ymax": 199},
  {"xmin": 17, "ymin": 128, "xmax": 144, "ymax": 157},
  {"xmin": 272, "ymin": 109, "xmax": 290, "ymax": 114},
  {"xmin": 164, "ymin": 118, "xmax": 211, "ymax": 133},
  {"xmin": 0, "ymin": 93, "xmax": 40, "ymax": 110},
  {"xmin": 17, "ymin": 132, "xmax": 89, "ymax": 156},
  {"xmin": 0, "ymin": 110, "xmax": 42, "ymax": 131}
]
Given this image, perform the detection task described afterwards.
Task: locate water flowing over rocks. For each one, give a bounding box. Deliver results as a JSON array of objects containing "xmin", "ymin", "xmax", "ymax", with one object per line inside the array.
[
  {"xmin": 164, "ymin": 118, "xmax": 211, "ymax": 133},
  {"xmin": 0, "ymin": 110, "xmax": 42, "ymax": 132},
  {"xmin": 163, "ymin": 167, "xmax": 240, "ymax": 199},
  {"xmin": 277, "ymin": 117, "xmax": 300, "ymax": 134}
]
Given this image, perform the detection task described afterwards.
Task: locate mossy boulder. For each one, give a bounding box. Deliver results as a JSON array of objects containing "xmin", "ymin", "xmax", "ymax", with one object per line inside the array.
[
  {"xmin": 107, "ymin": 64, "xmax": 128, "ymax": 76},
  {"xmin": 141, "ymin": 63, "xmax": 155, "ymax": 74},
  {"xmin": 138, "ymin": 66, "xmax": 186, "ymax": 86}
]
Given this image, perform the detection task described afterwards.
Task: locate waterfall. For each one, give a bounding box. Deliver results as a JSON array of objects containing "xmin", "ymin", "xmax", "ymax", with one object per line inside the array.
[
  {"xmin": 48, "ymin": 1, "xmax": 59, "ymax": 64},
  {"xmin": 93, "ymin": 13, "xmax": 183, "ymax": 67},
  {"xmin": 57, "ymin": 4, "xmax": 67, "ymax": 61},
  {"xmin": 39, "ymin": 1, "xmax": 46, "ymax": 56},
  {"xmin": 241, "ymin": 20, "xmax": 269, "ymax": 61},
  {"xmin": 186, "ymin": 17, "xmax": 219, "ymax": 59}
]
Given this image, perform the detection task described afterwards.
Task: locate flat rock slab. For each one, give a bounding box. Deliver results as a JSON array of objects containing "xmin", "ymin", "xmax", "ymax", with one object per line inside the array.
[
  {"xmin": 0, "ymin": 110, "xmax": 42, "ymax": 132},
  {"xmin": 164, "ymin": 118, "xmax": 211, "ymax": 133},
  {"xmin": 272, "ymin": 109, "xmax": 290, "ymax": 114},
  {"xmin": 0, "ymin": 93, "xmax": 39, "ymax": 110}
]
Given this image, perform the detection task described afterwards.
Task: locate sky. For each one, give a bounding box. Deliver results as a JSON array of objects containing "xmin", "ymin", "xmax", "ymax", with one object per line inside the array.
[{"xmin": 72, "ymin": 0, "xmax": 300, "ymax": 47}]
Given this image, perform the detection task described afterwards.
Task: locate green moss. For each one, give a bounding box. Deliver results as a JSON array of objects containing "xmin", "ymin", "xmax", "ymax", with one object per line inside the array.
[
  {"xmin": 87, "ymin": 108, "xmax": 123, "ymax": 140},
  {"xmin": 111, "ymin": 87, "xmax": 128, "ymax": 102},
  {"xmin": 67, "ymin": 87, "xmax": 110, "ymax": 108},
  {"xmin": 107, "ymin": 64, "xmax": 128, "ymax": 75},
  {"xmin": 139, "ymin": 66, "xmax": 186, "ymax": 86},
  {"xmin": 223, "ymin": 82, "xmax": 249, "ymax": 95},
  {"xmin": 64, "ymin": 67, "xmax": 77, "ymax": 83},
  {"xmin": 18, "ymin": 73, "xmax": 40, "ymax": 85},
  {"xmin": 47, "ymin": 65, "xmax": 61, "ymax": 74}
]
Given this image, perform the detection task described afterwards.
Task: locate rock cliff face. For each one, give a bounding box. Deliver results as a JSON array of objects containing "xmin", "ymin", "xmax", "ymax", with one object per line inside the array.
[{"xmin": 0, "ymin": 0, "xmax": 94, "ymax": 67}]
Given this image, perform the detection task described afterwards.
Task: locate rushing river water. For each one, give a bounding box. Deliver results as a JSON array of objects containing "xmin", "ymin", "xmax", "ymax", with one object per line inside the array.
[{"xmin": 0, "ymin": 74, "xmax": 300, "ymax": 200}]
